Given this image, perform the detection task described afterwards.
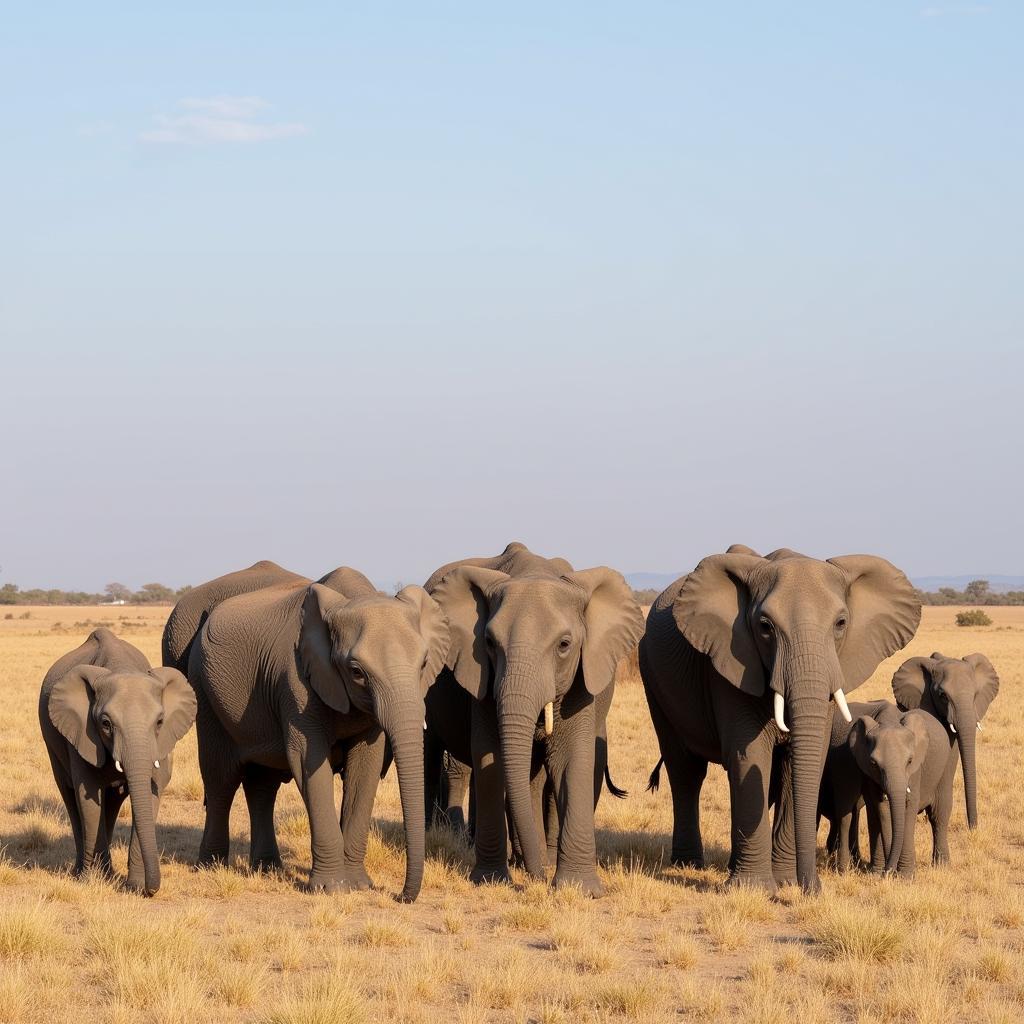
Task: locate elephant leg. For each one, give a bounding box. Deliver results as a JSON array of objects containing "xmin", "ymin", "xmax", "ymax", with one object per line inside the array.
[
  {"xmin": 543, "ymin": 772, "xmax": 559, "ymax": 867},
  {"xmin": 288, "ymin": 735, "xmax": 346, "ymax": 891},
  {"xmin": 469, "ymin": 699, "xmax": 510, "ymax": 885},
  {"xmin": 771, "ymin": 746, "xmax": 797, "ymax": 884},
  {"xmin": 196, "ymin": 692, "xmax": 243, "ymax": 866},
  {"xmin": 444, "ymin": 754, "xmax": 472, "ymax": 833},
  {"xmin": 836, "ymin": 812, "xmax": 853, "ymax": 872},
  {"xmin": 849, "ymin": 801, "xmax": 863, "ymax": 868},
  {"xmin": 101, "ymin": 785, "xmax": 128, "ymax": 875},
  {"xmin": 550, "ymin": 693, "xmax": 602, "ymax": 896},
  {"xmin": 338, "ymin": 729, "xmax": 387, "ymax": 890},
  {"xmin": 243, "ymin": 765, "xmax": 284, "ymax": 872},
  {"xmin": 931, "ymin": 762, "xmax": 955, "ymax": 866},
  {"xmin": 69, "ymin": 760, "xmax": 108, "ymax": 873},
  {"xmin": 126, "ymin": 792, "xmax": 159, "ymax": 891},
  {"xmin": 423, "ymin": 728, "xmax": 445, "ymax": 829},
  {"xmin": 725, "ymin": 734, "xmax": 776, "ymax": 891},
  {"xmin": 49, "ymin": 752, "xmax": 85, "ymax": 873},
  {"xmin": 898, "ymin": 788, "xmax": 919, "ymax": 878}
]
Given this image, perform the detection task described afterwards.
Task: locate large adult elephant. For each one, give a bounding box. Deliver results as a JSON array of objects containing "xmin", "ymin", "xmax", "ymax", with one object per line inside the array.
[
  {"xmin": 640, "ymin": 546, "xmax": 920, "ymax": 893},
  {"xmin": 891, "ymin": 652, "xmax": 999, "ymax": 830},
  {"xmin": 425, "ymin": 542, "xmax": 644, "ymax": 896},
  {"xmin": 186, "ymin": 568, "xmax": 448, "ymax": 902}
]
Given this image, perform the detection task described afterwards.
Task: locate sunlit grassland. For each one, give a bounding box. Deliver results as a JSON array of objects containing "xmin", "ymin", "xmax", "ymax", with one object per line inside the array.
[{"xmin": 0, "ymin": 603, "xmax": 1021, "ymax": 1022}]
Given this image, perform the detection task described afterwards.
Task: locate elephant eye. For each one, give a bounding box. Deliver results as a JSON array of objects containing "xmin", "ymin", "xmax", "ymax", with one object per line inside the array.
[
  {"xmin": 557, "ymin": 636, "xmax": 572, "ymax": 655},
  {"xmin": 835, "ymin": 617, "xmax": 847, "ymax": 632},
  {"xmin": 349, "ymin": 663, "xmax": 367, "ymax": 685},
  {"xmin": 758, "ymin": 616, "xmax": 774, "ymax": 637},
  {"xmin": 100, "ymin": 717, "xmax": 112, "ymax": 733},
  {"xmin": 156, "ymin": 715, "xmax": 165, "ymax": 728}
]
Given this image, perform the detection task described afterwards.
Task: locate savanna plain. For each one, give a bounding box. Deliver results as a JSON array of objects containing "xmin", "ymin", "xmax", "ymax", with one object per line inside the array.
[{"xmin": 0, "ymin": 605, "xmax": 1021, "ymax": 1023}]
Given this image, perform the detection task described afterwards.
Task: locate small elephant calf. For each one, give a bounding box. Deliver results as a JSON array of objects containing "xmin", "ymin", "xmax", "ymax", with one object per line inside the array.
[{"xmin": 39, "ymin": 628, "xmax": 197, "ymax": 895}]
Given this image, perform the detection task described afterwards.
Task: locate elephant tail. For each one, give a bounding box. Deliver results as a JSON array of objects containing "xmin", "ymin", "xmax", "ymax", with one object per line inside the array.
[
  {"xmin": 604, "ymin": 763, "xmax": 628, "ymax": 800},
  {"xmin": 646, "ymin": 758, "xmax": 664, "ymax": 793}
]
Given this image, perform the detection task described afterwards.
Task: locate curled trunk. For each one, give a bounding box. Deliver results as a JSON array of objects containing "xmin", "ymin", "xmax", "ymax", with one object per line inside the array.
[{"xmin": 497, "ymin": 686, "xmax": 546, "ymax": 881}]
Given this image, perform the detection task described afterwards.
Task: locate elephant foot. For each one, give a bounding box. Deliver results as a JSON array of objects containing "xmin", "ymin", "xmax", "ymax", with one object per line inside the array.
[
  {"xmin": 671, "ymin": 853, "xmax": 705, "ymax": 869},
  {"xmin": 726, "ymin": 872, "xmax": 778, "ymax": 895},
  {"xmin": 124, "ymin": 876, "xmax": 158, "ymax": 897},
  {"xmin": 338, "ymin": 866, "xmax": 374, "ymax": 891},
  {"xmin": 470, "ymin": 863, "xmax": 512, "ymax": 886},
  {"xmin": 552, "ymin": 868, "xmax": 603, "ymax": 898},
  {"xmin": 307, "ymin": 873, "xmax": 350, "ymax": 894},
  {"xmin": 196, "ymin": 849, "xmax": 228, "ymax": 868}
]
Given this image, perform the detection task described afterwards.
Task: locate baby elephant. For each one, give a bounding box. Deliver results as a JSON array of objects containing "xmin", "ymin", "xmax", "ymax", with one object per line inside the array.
[
  {"xmin": 847, "ymin": 709, "xmax": 953, "ymax": 877},
  {"xmin": 39, "ymin": 628, "xmax": 197, "ymax": 895}
]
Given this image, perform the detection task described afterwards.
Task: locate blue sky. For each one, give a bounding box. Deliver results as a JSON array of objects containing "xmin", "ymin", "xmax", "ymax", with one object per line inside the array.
[{"xmin": 1, "ymin": 2, "xmax": 1021, "ymax": 590}]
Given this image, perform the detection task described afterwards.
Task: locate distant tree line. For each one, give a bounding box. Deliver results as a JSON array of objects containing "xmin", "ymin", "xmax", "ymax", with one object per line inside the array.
[
  {"xmin": 628, "ymin": 579, "xmax": 1024, "ymax": 608},
  {"xmin": 0, "ymin": 581, "xmax": 192, "ymax": 606}
]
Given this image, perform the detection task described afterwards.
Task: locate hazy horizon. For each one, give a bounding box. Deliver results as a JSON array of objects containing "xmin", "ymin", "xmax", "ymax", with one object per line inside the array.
[{"xmin": 2, "ymin": 3, "xmax": 1021, "ymax": 592}]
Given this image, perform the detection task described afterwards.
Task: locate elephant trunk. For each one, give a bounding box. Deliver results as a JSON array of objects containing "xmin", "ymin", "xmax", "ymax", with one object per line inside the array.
[
  {"xmin": 954, "ymin": 707, "xmax": 979, "ymax": 830},
  {"xmin": 497, "ymin": 673, "xmax": 546, "ymax": 881},
  {"xmin": 881, "ymin": 772, "xmax": 907, "ymax": 875},
  {"xmin": 788, "ymin": 695, "xmax": 828, "ymax": 893},
  {"xmin": 377, "ymin": 695, "xmax": 426, "ymax": 903},
  {"xmin": 123, "ymin": 736, "xmax": 160, "ymax": 896}
]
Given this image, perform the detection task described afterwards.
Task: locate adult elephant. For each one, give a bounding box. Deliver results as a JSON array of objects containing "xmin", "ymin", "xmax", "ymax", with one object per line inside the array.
[
  {"xmin": 425, "ymin": 542, "xmax": 644, "ymax": 896},
  {"xmin": 891, "ymin": 652, "xmax": 999, "ymax": 830},
  {"xmin": 188, "ymin": 568, "xmax": 448, "ymax": 902},
  {"xmin": 640, "ymin": 546, "xmax": 920, "ymax": 893}
]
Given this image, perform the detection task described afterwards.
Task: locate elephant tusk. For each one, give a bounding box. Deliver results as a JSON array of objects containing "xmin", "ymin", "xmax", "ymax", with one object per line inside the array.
[
  {"xmin": 976, "ymin": 722, "xmax": 983, "ymax": 732},
  {"xmin": 774, "ymin": 691, "xmax": 789, "ymax": 733},
  {"xmin": 907, "ymin": 787, "xmax": 911, "ymax": 794},
  {"xmin": 114, "ymin": 760, "xmax": 122, "ymax": 773},
  {"xmin": 154, "ymin": 760, "xmax": 159, "ymax": 769},
  {"xmin": 950, "ymin": 722, "xmax": 957, "ymax": 734},
  {"xmin": 833, "ymin": 688, "xmax": 853, "ymax": 724},
  {"xmin": 423, "ymin": 720, "xmax": 427, "ymax": 730},
  {"xmin": 543, "ymin": 702, "xmax": 554, "ymax": 737}
]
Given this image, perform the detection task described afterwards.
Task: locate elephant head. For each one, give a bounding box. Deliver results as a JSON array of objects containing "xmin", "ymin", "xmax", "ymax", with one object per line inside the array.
[
  {"xmin": 892, "ymin": 652, "xmax": 999, "ymax": 829},
  {"xmin": 848, "ymin": 713, "xmax": 929, "ymax": 874},
  {"xmin": 48, "ymin": 665, "xmax": 196, "ymax": 895},
  {"xmin": 430, "ymin": 565, "xmax": 644, "ymax": 881},
  {"xmin": 673, "ymin": 550, "xmax": 920, "ymax": 891},
  {"xmin": 298, "ymin": 582, "xmax": 449, "ymax": 902}
]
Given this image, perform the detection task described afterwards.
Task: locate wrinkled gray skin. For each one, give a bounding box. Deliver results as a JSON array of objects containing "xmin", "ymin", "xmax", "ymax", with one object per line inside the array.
[
  {"xmin": 892, "ymin": 652, "xmax": 999, "ymax": 831},
  {"xmin": 819, "ymin": 700, "xmax": 931, "ymax": 874},
  {"xmin": 186, "ymin": 566, "xmax": 448, "ymax": 902},
  {"xmin": 39, "ymin": 628, "xmax": 197, "ymax": 895},
  {"xmin": 425, "ymin": 543, "xmax": 644, "ymax": 896},
  {"xmin": 640, "ymin": 546, "xmax": 920, "ymax": 893},
  {"xmin": 850, "ymin": 708, "xmax": 953, "ymax": 877}
]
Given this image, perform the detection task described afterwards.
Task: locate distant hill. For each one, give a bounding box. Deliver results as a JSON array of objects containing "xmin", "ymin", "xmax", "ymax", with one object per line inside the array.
[
  {"xmin": 627, "ymin": 571, "xmax": 1024, "ymax": 595},
  {"xmin": 911, "ymin": 575, "xmax": 1024, "ymax": 594}
]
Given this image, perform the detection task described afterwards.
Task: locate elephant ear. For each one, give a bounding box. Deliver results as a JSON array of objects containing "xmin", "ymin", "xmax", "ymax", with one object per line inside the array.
[
  {"xmin": 298, "ymin": 583, "xmax": 353, "ymax": 714},
  {"xmin": 964, "ymin": 653, "xmax": 999, "ymax": 720},
  {"xmin": 904, "ymin": 713, "xmax": 931, "ymax": 772},
  {"xmin": 848, "ymin": 715, "xmax": 878, "ymax": 777},
  {"xmin": 672, "ymin": 553, "xmax": 766, "ymax": 696},
  {"xmin": 48, "ymin": 665, "xmax": 110, "ymax": 767},
  {"xmin": 149, "ymin": 667, "xmax": 198, "ymax": 759},
  {"xmin": 827, "ymin": 555, "xmax": 922, "ymax": 691},
  {"xmin": 428, "ymin": 566, "xmax": 508, "ymax": 700},
  {"xmin": 563, "ymin": 568, "xmax": 645, "ymax": 696},
  {"xmin": 395, "ymin": 585, "xmax": 451, "ymax": 694},
  {"xmin": 891, "ymin": 656, "xmax": 937, "ymax": 711}
]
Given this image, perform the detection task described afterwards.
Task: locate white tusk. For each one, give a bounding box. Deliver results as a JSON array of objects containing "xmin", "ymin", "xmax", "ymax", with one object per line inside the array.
[
  {"xmin": 154, "ymin": 760, "xmax": 160, "ymax": 769},
  {"xmin": 950, "ymin": 723, "xmax": 957, "ymax": 734},
  {"xmin": 423, "ymin": 719, "xmax": 428, "ymax": 730},
  {"xmin": 114, "ymin": 760, "xmax": 122, "ymax": 773},
  {"xmin": 833, "ymin": 688, "xmax": 852, "ymax": 724},
  {"xmin": 976, "ymin": 722, "xmax": 983, "ymax": 732},
  {"xmin": 774, "ymin": 691, "xmax": 789, "ymax": 733},
  {"xmin": 907, "ymin": 787, "xmax": 911, "ymax": 794},
  {"xmin": 544, "ymin": 702, "xmax": 554, "ymax": 736}
]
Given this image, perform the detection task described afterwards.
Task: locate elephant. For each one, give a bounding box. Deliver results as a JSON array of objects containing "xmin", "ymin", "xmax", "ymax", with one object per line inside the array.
[
  {"xmin": 855, "ymin": 709, "xmax": 954, "ymax": 877},
  {"xmin": 187, "ymin": 567, "xmax": 448, "ymax": 902},
  {"xmin": 423, "ymin": 738, "xmax": 474, "ymax": 834},
  {"xmin": 819, "ymin": 699, "xmax": 910, "ymax": 873},
  {"xmin": 38, "ymin": 628, "xmax": 197, "ymax": 895},
  {"xmin": 640, "ymin": 545, "xmax": 920, "ymax": 893},
  {"xmin": 891, "ymin": 652, "xmax": 999, "ymax": 831},
  {"xmin": 425, "ymin": 542, "xmax": 644, "ymax": 896}
]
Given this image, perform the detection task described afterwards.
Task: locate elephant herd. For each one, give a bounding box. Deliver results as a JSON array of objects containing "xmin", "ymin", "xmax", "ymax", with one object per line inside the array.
[{"xmin": 37, "ymin": 542, "xmax": 998, "ymax": 902}]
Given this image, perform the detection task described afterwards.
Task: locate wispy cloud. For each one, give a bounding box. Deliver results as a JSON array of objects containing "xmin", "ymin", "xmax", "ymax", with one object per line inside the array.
[
  {"xmin": 140, "ymin": 95, "xmax": 308, "ymax": 145},
  {"xmin": 920, "ymin": 4, "xmax": 991, "ymax": 16}
]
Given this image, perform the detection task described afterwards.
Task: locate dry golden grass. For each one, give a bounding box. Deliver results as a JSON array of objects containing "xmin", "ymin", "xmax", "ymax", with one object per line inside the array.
[{"xmin": 0, "ymin": 603, "xmax": 1021, "ymax": 1021}]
